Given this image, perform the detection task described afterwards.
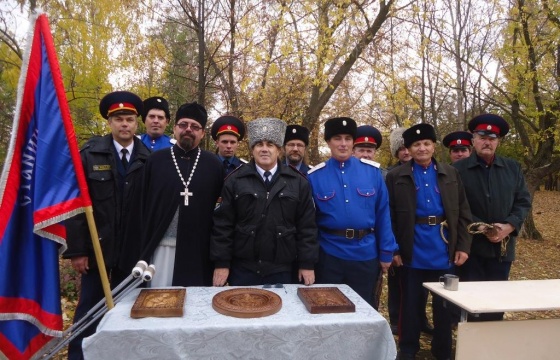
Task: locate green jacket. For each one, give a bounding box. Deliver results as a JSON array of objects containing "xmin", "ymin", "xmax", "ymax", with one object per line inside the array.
[{"xmin": 453, "ymin": 152, "xmax": 531, "ymax": 261}]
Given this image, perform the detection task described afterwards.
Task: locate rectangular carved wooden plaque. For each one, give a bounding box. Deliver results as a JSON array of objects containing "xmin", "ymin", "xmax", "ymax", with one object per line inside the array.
[
  {"xmin": 297, "ymin": 287, "xmax": 355, "ymax": 314},
  {"xmin": 130, "ymin": 288, "xmax": 186, "ymax": 318}
]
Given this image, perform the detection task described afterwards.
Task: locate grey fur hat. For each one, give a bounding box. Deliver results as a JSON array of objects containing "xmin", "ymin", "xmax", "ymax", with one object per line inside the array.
[
  {"xmin": 389, "ymin": 127, "xmax": 407, "ymax": 157},
  {"xmin": 247, "ymin": 117, "xmax": 287, "ymax": 148}
]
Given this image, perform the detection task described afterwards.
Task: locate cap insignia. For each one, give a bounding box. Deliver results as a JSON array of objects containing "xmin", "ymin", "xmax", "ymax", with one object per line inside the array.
[
  {"xmin": 365, "ymin": 137, "xmax": 369, "ymax": 141},
  {"xmin": 416, "ymin": 129, "xmax": 421, "ymax": 134},
  {"xmin": 457, "ymin": 139, "xmax": 462, "ymax": 144},
  {"xmin": 292, "ymin": 129, "xmax": 297, "ymax": 133},
  {"xmin": 227, "ymin": 125, "xmax": 232, "ymax": 130},
  {"xmin": 119, "ymin": 103, "xmax": 124, "ymax": 108},
  {"xmin": 342, "ymin": 120, "xmax": 347, "ymax": 126},
  {"xmin": 157, "ymin": 98, "xmax": 162, "ymax": 102},
  {"xmin": 487, "ymin": 125, "xmax": 492, "ymax": 130},
  {"xmin": 263, "ymin": 126, "xmax": 268, "ymax": 132}
]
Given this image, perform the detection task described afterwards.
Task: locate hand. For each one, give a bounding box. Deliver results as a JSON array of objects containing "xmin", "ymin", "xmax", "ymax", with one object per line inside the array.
[
  {"xmin": 392, "ymin": 255, "xmax": 403, "ymax": 267},
  {"xmin": 485, "ymin": 223, "xmax": 514, "ymax": 243},
  {"xmin": 380, "ymin": 261, "xmax": 391, "ymax": 274},
  {"xmin": 454, "ymin": 251, "xmax": 469, "ymax": 266},
  {"xmin": 213, "ymin": 268, "xmax": 229, "ymax": 286},
  {"xmin": 71, "ymin": 256, "xmax": 89, "ymax": 274},
  {"xmin": 299, "ymin": 269, "xmax": 315, "ymax": 286}
]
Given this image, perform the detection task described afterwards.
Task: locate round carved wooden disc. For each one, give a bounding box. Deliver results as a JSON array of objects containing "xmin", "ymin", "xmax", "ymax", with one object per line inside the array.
[{"xmin": 212, "ymin": 288, "xmax": 282, "ymax": 318}]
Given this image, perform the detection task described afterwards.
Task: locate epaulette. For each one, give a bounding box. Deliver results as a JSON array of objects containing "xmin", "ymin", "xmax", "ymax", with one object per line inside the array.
[
  {"xmin": 239, "ymin": 158, "xmax": 248, "ymax": 164},
  {"xmin": 80, "ymin": 136, "xmax": 102, "ymax": 152},
  {"xmin": 307, "ymin": 161, "xmax": 326, "ymax": 174},
  {"xmin": 170, "ymin": 138, "xmax": 177, "ymax": 144},
  {"xmin": 360, "ymin": 158, "xmax": 381, "ymax": 168},
  {"xmin": 224, "ymin": 163, "xmax": 245, "ymax": 180}
]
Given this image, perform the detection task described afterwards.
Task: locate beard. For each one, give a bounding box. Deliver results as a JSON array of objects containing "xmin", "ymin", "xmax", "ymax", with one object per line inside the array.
[
  {"xmin": 179, "ymin": 135, "xmax": 195, "ymax": 150},
  {"xmin": 288, "ymin": 152, "xmax": 302, "ymax": 164}
]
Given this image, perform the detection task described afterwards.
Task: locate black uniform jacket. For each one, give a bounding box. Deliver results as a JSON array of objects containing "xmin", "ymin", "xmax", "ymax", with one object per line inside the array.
[
  {"xmin": 210, "ymin": 160, "xmax": 319, "ymax": 276},
  {"xmin": 64, "ymin": 135, "xmax": 150, "ymax": 270},
  {"xmin": 453, "ymin": 152, "xmax": 531, "ymax": 260}
]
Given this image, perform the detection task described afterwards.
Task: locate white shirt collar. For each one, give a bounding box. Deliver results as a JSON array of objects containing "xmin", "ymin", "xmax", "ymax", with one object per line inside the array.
[
  {"xmin": 255, "ymin": 163, "xmax": 278, "ymax": 181},
  {"xmin": 113, "ymin": 140, "xmax": 134, "ymax": 161}
]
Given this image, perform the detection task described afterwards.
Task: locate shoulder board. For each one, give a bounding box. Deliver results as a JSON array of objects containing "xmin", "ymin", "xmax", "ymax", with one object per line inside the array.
[
  {"xmin": 80, "ymin": 136, "xmax": 103, "ymax": 152},
  {"xmin": 360, "ymin": 158, "xmax": 380, "ymax": 168},
  {"xmin": 170, "ymin": 138, "xmax": 177, "ymax": 144},
  {"xmin": 307, "ymin": 161, "xmax": 326, "ymax": 174},
  {"xmin": 239, "ymin": 158, "xmax": 248, "ymax": 164}
]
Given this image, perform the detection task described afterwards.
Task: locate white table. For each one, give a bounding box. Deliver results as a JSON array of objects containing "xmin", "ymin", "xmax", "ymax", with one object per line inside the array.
[
  {"xmin": 424, "ymin": 279, "xmax": 560, "ymax": 320},
  {"xmin": 424, "ymin": 279, "xmax": 560, "ymax": 360},
  {"xmin": 83, "ymin": 284, "xmax": 396, "ymax": 360}
]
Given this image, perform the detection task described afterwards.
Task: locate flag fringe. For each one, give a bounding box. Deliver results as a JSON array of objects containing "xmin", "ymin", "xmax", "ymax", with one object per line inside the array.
[
  {"xmin": 34, "ymin": 207, "xmax": 85, "ymax": 254},
  {"xmin": 0, "ymin": 10, "xmax": 43, "ymax": 205},
  {"xmin": 0, "ymin": 313, "xmax": 62, "ymax": 338}
]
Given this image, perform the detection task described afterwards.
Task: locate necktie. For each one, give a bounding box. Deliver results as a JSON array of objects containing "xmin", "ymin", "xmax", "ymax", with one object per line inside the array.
[
  {"xmin": 264, "ymin": 171, "xmax": 271, "ymax": 190},
  {"xmin": 121, "ymin": 148, "xmax": 129, "ymax": 169}
]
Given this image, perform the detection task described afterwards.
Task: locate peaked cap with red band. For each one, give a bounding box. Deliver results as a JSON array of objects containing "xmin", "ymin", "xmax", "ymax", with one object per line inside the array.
[
  {"xmin": 99, "ymin": 91, "xmax": 143, "ymax": 119},
  {"xmin": 211, "ymin": 115, "xmax": 245, "ymax": 141},
  {"xmin": 442, "ymin": 131, "xmax": 473, "ymax": 149},
  {"xmin": 354, "ymin": 125, "xmax": 382, "ymax": 149},
  {"xmin": 468, "ymin": 113, "xmax": 509, "ymax": 138}
]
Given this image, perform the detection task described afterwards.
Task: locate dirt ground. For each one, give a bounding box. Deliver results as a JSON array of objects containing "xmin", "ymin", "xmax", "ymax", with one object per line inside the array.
[
  {"xmin": 52, "ymin": 190, "xmax": 560, "ymax": 359},
  {"xmin": 375, "ymin": 190, "xmax": 560, "ymax": 359}
]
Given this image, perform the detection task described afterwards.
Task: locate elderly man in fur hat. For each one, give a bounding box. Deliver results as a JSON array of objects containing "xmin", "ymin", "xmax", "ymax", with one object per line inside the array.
[
  {"xmin": 388, "ymin": 127, "xmax": 412, "ymax": 170},
  {"xmin": 211, "ymin": 118, "xmax": 318, "ymax": 286}
]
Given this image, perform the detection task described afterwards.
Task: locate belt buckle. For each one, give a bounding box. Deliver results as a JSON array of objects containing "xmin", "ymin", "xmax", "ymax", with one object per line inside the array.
[
  {"xmin": 428, "ymin": 216, "xmax": 437, "ymax": 226},
  {"xmin": 345, "ymin": 229, "xmax": 355, "ymax": 239}
]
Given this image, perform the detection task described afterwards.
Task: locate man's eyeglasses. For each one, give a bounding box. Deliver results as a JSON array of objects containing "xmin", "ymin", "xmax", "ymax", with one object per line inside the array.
[
  {"xmin": 262, "ymin": 283, "xmax": 287, "ymax": 294},
  {"xmin": 175, "ymin": 122, "xmax": 202, "ymax": 131},
  {"xmin": 285, "ymin": 143, "xmax": 305, "ymax": 149}
]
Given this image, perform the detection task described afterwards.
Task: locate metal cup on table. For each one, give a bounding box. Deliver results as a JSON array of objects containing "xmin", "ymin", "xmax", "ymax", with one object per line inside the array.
[{"xmin": 439, "ymin": 274, "xmax": 459, "ymax": 291}]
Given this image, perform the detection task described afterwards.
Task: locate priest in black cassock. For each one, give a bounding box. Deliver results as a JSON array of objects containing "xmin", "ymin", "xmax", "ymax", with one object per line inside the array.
[{"xmin": 139, "ymin": 102, "xmax": 224, "ymax": 287}]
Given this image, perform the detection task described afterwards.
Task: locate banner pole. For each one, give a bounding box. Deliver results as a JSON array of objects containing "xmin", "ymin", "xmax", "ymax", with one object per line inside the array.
[{"xmin": 84, "ymin": 206, "xmax": 114, "ymax": 309}]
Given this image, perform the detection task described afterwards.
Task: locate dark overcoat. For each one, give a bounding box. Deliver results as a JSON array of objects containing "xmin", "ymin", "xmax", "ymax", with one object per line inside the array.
[
  {"xmin": 453, "ymin": 152, "xmax": 531, "ymax": 261},
  {"xmin": 64, "ymin": 135, "xmax": 150, "ymax": 271},
  {"xmin": 211, "ymin": 160, "xmax": 318, "ymax": 276},
  {"xmin": 386, "ymin": 158, "xmax": 472, "ymax": 265}
]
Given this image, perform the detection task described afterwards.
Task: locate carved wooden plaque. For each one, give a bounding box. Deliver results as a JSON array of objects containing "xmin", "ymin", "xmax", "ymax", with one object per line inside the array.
[
  {"xmin": 297, "ymin": 287, "xmax": 355, "ymax": 314},
  {"xmin": 130, "ymin": 288, "xmax": 186, "ymax": 318},
  {"xmin": 212, "ymin": 288, "xmax": 282, "ymax": 318}
]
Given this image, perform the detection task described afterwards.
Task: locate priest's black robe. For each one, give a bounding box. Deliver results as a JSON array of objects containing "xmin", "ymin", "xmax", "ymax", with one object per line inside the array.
[{"xmin": 139, "ymin": 145, "xmax": 224, "ymax": 286}]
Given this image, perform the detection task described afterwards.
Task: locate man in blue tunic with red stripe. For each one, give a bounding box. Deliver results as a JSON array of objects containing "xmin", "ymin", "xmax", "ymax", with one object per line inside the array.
[
  {"xmin": 140, "ymin": 96, "xmax": 175, "ymax": 151},
  {"xmin": 307, "ymin": 117, "xmax": 398, "ymax": 307},
  {"xmin": 386, "ymin": 123, "xmax": 471, "ymax": 360}
]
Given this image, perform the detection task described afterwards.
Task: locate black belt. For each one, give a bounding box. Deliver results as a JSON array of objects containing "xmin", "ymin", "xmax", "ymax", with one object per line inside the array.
[
  {"xmin": 416, "ymin": 216, "xmax": 446, "ymax": 225},
  {"xmin": 323, "ymin": 228, "xmax": 374, "ymax": 239}
]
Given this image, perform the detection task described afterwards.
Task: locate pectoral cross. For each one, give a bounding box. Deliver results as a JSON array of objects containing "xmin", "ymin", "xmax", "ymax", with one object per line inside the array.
[{"xmin": 180, "ymin": 187, "xmax": 193, "ymax": 206}]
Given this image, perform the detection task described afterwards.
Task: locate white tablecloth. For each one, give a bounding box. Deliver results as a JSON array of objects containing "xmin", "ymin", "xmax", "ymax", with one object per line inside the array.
[{"xmin": 83, "ymin": 284, "xmax": 396, "ymax": 360}]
